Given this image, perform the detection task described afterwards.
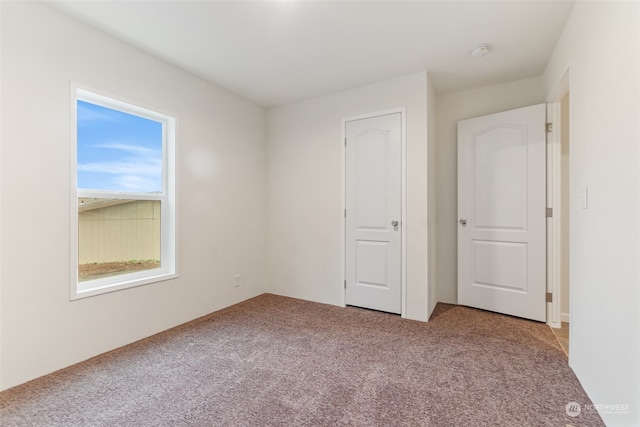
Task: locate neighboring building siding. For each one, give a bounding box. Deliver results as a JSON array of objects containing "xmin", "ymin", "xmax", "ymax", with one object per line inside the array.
[{"xmin": 78, "ymin": 200, "xmax": 161, "ymax": 264}]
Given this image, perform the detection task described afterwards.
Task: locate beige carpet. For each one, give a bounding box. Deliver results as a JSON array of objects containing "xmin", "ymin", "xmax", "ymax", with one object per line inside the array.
[{"xmin": 0, "ymin": 294, "xmax": 603, "ymax": 426}]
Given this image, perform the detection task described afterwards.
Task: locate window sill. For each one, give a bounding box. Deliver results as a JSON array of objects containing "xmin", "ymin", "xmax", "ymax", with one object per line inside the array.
[{"xmin": 71, "ymin": 270, "xmax": 178, "ymax": 300}]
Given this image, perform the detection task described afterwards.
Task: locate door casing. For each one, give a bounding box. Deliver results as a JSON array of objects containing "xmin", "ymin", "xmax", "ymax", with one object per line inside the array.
[
  {"xmin": 341, "ymin": 108, "xmax": 407, "ymax": 317},
  {"xmin": 546, "ymin": 68, "xmax": 571, "ymax": 329}
]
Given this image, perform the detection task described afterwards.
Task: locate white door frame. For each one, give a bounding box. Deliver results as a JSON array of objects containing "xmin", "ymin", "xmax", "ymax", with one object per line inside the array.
[
  {"xmin": 341, "ymin": 108, "xmax": 407, "ymax": 317},
  {"xmin": 546, "ymin": 69, "xmax": 570, "ymax": 329}
]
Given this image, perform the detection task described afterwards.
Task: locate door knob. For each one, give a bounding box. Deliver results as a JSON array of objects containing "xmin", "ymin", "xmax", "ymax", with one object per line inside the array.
[
  {"xmin": 391, "ymin": 220, "xmax": 399, "ymax": 227},
  {"xmin": 459, "ymin": 218, "xmax": 467, "ymax": 226}
]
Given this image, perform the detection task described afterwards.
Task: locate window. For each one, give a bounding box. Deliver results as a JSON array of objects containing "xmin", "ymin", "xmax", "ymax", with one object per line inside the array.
[{"xmin": 71, "ymin": 87, "xmax": 176, "ymax": 299}]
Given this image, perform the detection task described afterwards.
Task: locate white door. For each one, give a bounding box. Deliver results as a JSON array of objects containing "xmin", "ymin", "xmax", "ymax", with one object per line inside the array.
[
  {"xmin": 345, "ymin": 112, "xmax": 402, "ymax": 314},
  {"xmin": 458, "ymin": 104, "xmax": 546, "ymax": 322}
]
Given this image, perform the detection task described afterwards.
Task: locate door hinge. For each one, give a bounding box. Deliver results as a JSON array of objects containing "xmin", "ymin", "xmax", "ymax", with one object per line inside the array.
[
  {"xmin": 546, "ymin": 123, "xmax": 553, "ymax": 132},
  {"xmin": 344, "ymin": 209, "xmax": 347, "ymax": 218},
  {"xmin": 344, "ymin": 137, "xmax": 347, "ymax": 147},
  {"xmin": 344, "ymin": 280, "xmax": 347, "ymax": 289},
  {"xmin": 546, "ymin": 292, "xmax": 553, "ymax": 303},
  {"xmin": 546, "ymin": 207, "xmax": 553, "ymax": 218}
]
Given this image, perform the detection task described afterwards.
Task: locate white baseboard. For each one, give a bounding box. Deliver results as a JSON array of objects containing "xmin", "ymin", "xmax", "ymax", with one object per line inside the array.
[{"xmin": 561, "ymin": 312, "xmax": 570, "ymax": 323}]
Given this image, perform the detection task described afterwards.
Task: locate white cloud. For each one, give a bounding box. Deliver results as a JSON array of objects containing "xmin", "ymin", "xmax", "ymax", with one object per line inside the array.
[
  {"xmin": 77, "ymin": 159, "xmax": 162, "ymax": 177},
  {"xmin": 112, "ymin": 175, "xmax": 161, "ymax": 192},
  {"xmin": 78, "ymin": 142, "xmax": 163, "ymax": 192},
  {"xmin": 95, "ymin": 142, "xmax": 159, "ymax": 156}
]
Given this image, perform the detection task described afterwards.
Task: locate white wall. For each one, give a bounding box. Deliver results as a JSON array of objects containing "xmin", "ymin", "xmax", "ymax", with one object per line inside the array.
[
  {"xmin": 544, "ymin": 2, "xmax": 640, "ymax": 425},
  {"xmin": 435, "ymin": 77, "xmax": 546, "ymax": 304},
  {"xmin": 0, "ymin": 2, "xmax": 266, "ymax": 390},
  {"xmin": 266, "ymin": 72, "xmax": 433, "ymax": 321}
]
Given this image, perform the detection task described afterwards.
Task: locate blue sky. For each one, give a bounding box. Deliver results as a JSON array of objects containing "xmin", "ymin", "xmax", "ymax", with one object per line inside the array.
[{"xmin": 77, "ymin": 100, "xmax": 163, "ymax": 193}]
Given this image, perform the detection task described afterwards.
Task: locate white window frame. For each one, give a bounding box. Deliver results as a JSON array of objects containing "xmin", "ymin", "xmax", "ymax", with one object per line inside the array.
[{"xmin": 70, "ymin": 84, "xmax": 177, "ymax": 300}]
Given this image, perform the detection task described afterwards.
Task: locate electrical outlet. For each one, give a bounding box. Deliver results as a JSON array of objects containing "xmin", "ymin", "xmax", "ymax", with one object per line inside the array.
[{"xmin": 234, "ymin": 274, "xmax": 240, "ymax": 288}]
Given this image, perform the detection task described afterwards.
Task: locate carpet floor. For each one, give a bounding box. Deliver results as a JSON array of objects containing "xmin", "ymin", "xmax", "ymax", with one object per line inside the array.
[{"xmin": 0, "ymin": 294, "xmax": 604, "ymax": 426}]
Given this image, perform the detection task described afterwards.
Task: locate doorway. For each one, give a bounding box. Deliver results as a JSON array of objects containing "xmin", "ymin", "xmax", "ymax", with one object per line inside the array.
[
  {"xmin": 344, "ymin": 111, "xmax": 404, "ymax": 314},
  {"xmin": 548, "ymin": 73, "xmax": 571, "ymax": 355}
]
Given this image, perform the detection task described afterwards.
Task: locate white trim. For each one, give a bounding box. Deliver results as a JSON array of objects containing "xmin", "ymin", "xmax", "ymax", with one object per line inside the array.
[
  {"xmin": 400, "ymin": 109, "xmax": 407, "ymax": 318},
  {"xmin": 341, "ymin": 126, "xmax": 346, "ymax": 307},
  {"xmin": 69, "ymin": 82, "xmax": 177, "ymax": 300},
  {"xmin": 547, "ymin": 69, "xmax": 570, "ymax": 103},
  {"xmin": 70, "ymin": 83, "xmax": 79, "ymax": 300},
  {"xmin": 76, "ymin": 271, "xmax": 178, "ymax": 299},
  {"xmin": 546, "ymin": 69, "xmax": 570, "ymax": 329},
  {"xmin": 341, "ymin": 108, "xmax": 407, "ymax": 317},
  {"xmin": 75, "ymin": 85, "xmax": 177, "ymax": 124},
  {"xmin": 546, "ymin": 101, "xmax": 562, "ymax": 328},
  {"xmin": 77, "ymin": 190, "xmax": 165, "ymax": 200},
  {"xmin": 561, "ymin": 312, "xmax": 570, "ymax": 324}
]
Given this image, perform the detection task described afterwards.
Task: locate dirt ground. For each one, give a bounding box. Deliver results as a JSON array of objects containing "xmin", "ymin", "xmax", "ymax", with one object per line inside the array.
[{"xmin": 79, "ymin": 260, "xmax": 160, "ymax": 281}]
